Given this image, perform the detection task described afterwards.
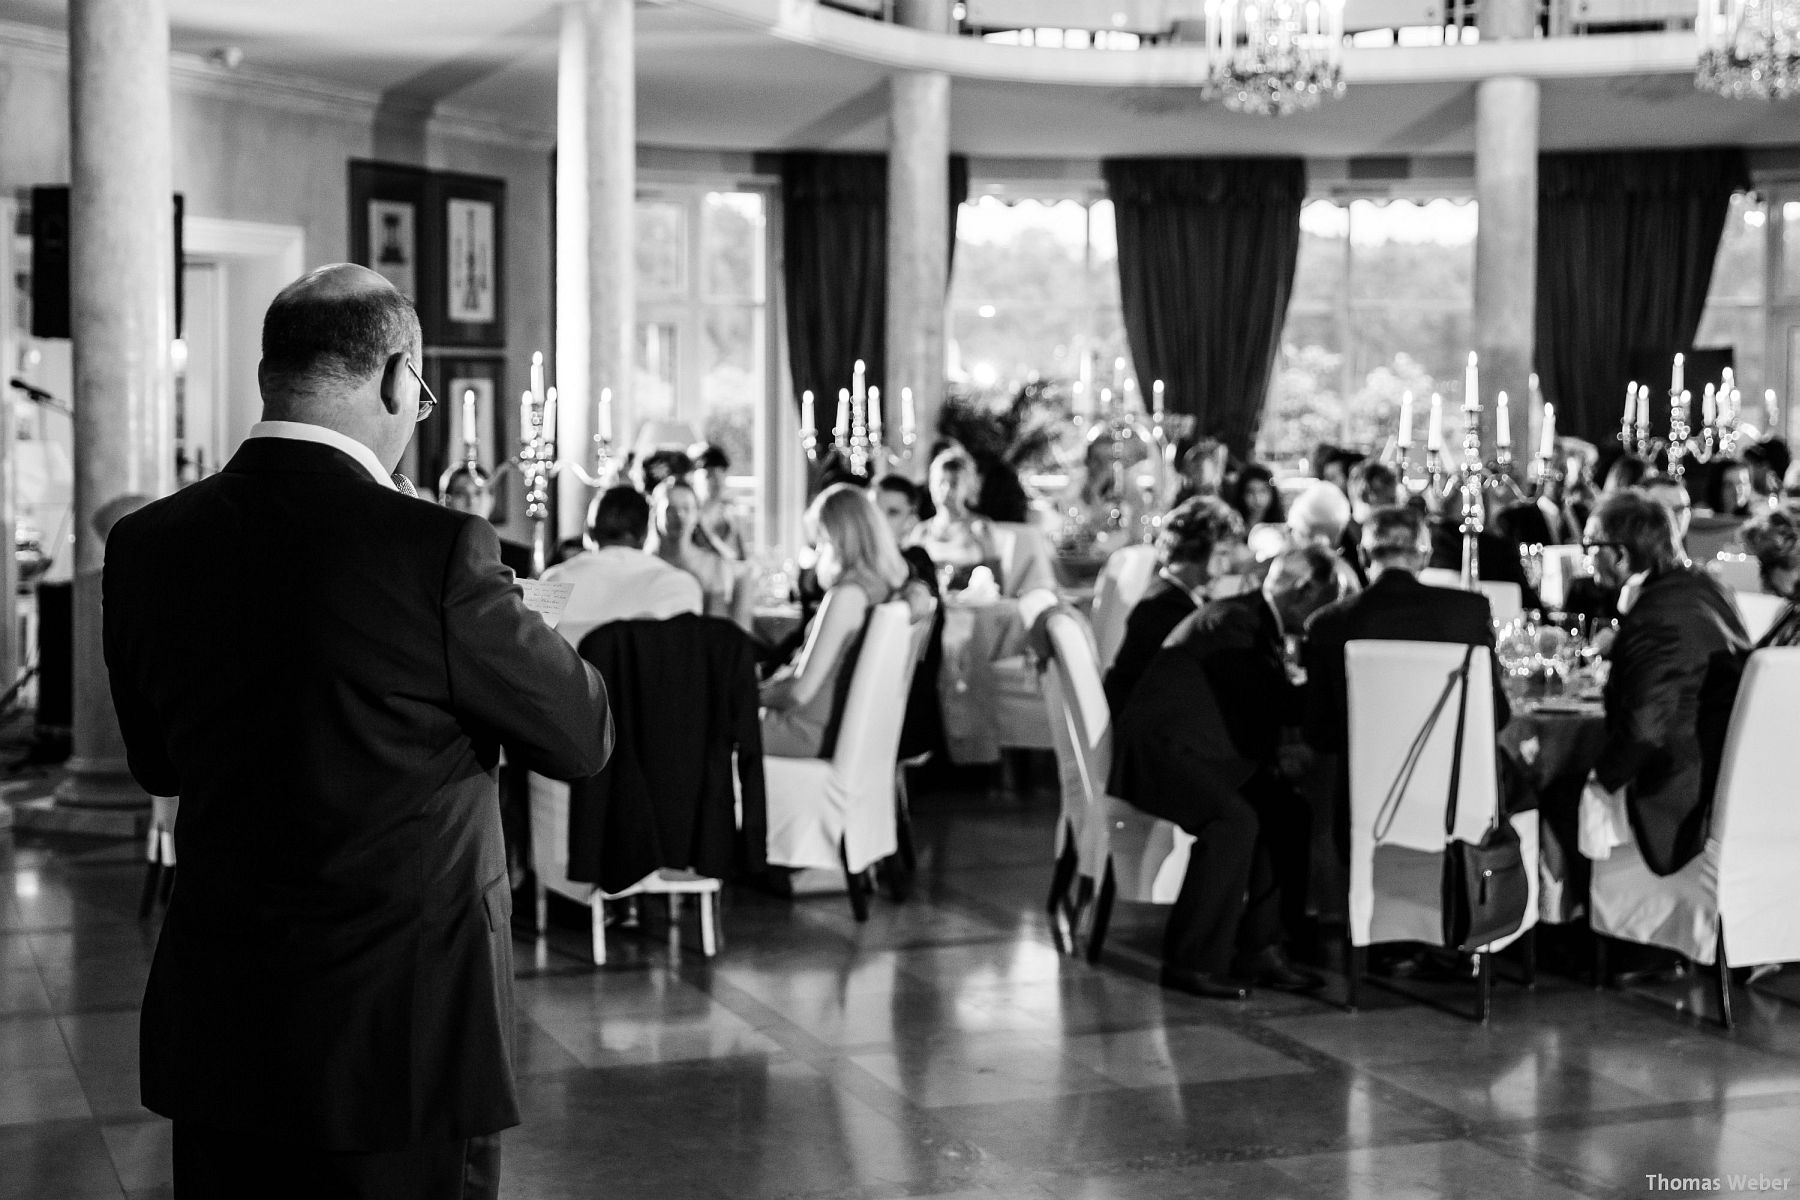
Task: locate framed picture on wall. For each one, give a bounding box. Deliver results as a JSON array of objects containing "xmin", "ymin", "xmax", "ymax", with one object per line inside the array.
[
  {"xmin": 423, "ymin": 355, "xmax": 507, "ymax": 501},
  {"xmin": 348, "ymin": 160, "xmax": 435, "ymax": 340},
  {"xmin": 430, "ymin": 172, "xmax": 505, "ymax": 349}
]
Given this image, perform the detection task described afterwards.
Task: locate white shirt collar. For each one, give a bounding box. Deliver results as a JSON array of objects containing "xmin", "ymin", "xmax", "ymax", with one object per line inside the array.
[
  {"xmin": 1616, "ymin": 569, "xmax": 1651, "ymax": 615},
  {"xmin": 246, "ymin": 421, "xmax": 395, "ymax": 490}
]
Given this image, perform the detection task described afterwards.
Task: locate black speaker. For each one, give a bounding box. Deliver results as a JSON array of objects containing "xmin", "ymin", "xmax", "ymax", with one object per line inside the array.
[{"xmin": 30, "ymin": 186, "xmax": 185, "ymax": 340}]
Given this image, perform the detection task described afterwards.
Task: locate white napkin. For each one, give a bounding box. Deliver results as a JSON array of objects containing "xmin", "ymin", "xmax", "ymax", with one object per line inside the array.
[
  {"xmin": 960, "ymin": 565, "xmax": 1001, "ymax": 602},
  {"xmin": 1579, "ymin": 775, "xmax": 1632, "ymax": 860}
]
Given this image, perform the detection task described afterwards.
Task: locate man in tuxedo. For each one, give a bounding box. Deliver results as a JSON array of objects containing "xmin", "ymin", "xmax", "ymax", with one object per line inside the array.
[
  {"xmin": 103, "ymin": 265, "xmax": 612, "ymax": 1200},
  {"xmin": 1110, "ymin": 548, "xmax": 1341, "ymax": 998},
  {"xmin": 1582, "ymin": 491, "xmax": 1748, "ymax": 875},
  {"xmin": 543, "ymin": 484, "xmax": 703, "ymax": 648},
  {"xmin": 1103, "ymin": 496, "xmax": 1244, "ymax": 720}
]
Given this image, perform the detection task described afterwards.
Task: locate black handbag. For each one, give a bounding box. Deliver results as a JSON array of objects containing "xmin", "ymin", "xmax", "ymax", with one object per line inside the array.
[{"xmin": 1372, "ymin": 645, "xmax": 1529, "ymax": 954}]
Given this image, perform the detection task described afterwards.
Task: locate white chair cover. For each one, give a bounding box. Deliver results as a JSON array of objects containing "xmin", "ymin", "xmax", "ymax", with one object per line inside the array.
[
  {"xmin": 1346, "ymin": 640, "xmax": 1537, "ymax": 951},
  {"xmin": 1538, "ymin": 546, "xmax": 1586, "ymax": 610},
  {"xmin": 1479, "ymin": 581, "xmax": 1523, "ymax": 626},
  {"xmin": 1734, "ymin": 590, "xmax": 1784, "ymax": 645},
  {"xmin": 1417, "ymin": 567, "xmax": 1462, "ymax": 590},
  {"xmin": 992, "ymin": 522, "xmax": 1058, "ymax": 598},
  {"xmin": 1039, "ymin": 604, "xmax": 1190, "ymax": 905},
  {"xmin": 1090, "ymin": 544, "xmax": 1158, "ymax": 671},
  {"xmin": 1711, "ymin": 554, "xmax": 1761, "ymax": 593},
  {"xmin": 765, "ymin": 601, "xmax": 912, "ymax": 873},
  {"xmin": 1591, "ymin": 648, "xmax": 1800, "ymax": 966}
]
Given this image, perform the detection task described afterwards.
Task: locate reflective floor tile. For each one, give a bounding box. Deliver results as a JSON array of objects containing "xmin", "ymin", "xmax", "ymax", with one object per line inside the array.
[
  {"xmin": 850, "ymin": 1030, "xmax": 1120, "ymax": 1108},
  {"xmin": 0, "ymin": 1119, "xmax": 123, "ymax": 1200},
  {"xmin": 0, "ymin": 1063, "xmax": 92, "ymax": 1126},
  {"xmin": 1265, "ymin": 1138, "xmax": 1599, "ymax": 1200},
  {"xmin": 1062, "ymin": 1025, "xmax": 1314, "ymax": 1089},
  {"xmin": 101, "ymin": 1119, "xmax": 172, "ymax": 1192}
]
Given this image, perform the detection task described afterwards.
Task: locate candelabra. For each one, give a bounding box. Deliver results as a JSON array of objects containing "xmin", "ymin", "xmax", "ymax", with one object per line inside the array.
[
  {"xmin": 798, "ymin": 364, "xmax": 917, "ymax": 480},
  {"xmin": 1456, "ymin": 399, "xmax": 1486, "ymax": 592},
  {"xmin": 1667, "ymin": 389, "xmax": 1693, "ymax": 482}
]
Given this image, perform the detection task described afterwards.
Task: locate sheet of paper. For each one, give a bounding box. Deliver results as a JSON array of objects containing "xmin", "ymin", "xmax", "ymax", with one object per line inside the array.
[{"xmin": 517, "ymin": 578, "xmax": 573, "ymax": 628}]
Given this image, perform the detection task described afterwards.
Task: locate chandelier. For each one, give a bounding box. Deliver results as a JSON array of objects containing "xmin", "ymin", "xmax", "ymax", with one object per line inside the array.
[
  {"xmin": 1200, "ymin": 0, "xmax": 1347, "ymax": 116},
  {"xmin": 1697, "ymin": 0, "xmax": 1800, "ymax": 100}
]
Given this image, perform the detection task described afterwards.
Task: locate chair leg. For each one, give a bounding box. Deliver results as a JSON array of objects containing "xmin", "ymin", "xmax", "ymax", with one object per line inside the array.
[
  {"xmin": 159, "ymin": 865, "xmax": 177, "ymax": 904},
  {"xmin": 1475, "ymin": 951, "xmax": 1492, "ymax": 1024},
  {"xmin": 590, "ymin": 897, "xmax": 608, "ymax": 966},
  {"xmin": 1592, "ymin": 932, "xmax": 1610, "ymax": 989},
  {"xmin": 534, "ymin": 884, "xmax": 548, "ymax": 938},
  {"xmin": 1716, "ymin": 919, "xmax": 1735, "ymax": 1031},
  {"xmin": 841, "ymin": 839, "xmax": 871, "ymax": 922},
  {"xmin": 699, "ymin": 892, "xmax": 718, "ymax": 957},
  {"xmin": 1047, "ymin": 830, "xmax": 1078, "ymax": 919},
  {"xmin": 1345, "ymin": 938, "xmax": 1364, "ymax": 1012},
  {"xmin": 138, "ymin": 860, "xmax": 161, "ymax": 920},
  {"xmin": 895, "ymin": 767, "xmax": 918, "ymax": 875},
  {"xmin": 1085, "ymin": 862, "xmax": 1116, "ymax": 965},
  {"xmin": 1521, "ymin": 926, "xmax": 1538, "ymax": 989}
]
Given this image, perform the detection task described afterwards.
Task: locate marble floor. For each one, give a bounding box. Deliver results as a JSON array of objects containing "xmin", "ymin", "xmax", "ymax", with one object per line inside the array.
[{"xmin": 6, "ymin": 777, "xmax": 1800, "ymax": 1199}]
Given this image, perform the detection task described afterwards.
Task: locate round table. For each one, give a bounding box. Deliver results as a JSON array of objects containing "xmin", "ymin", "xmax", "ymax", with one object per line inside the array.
[
  {"xmin": 936, "ymin": 595, "xmax": 1054, "ymax": 765},
  {"xmin": 1499, "ymin": 698, "xmax": 1607, "ymax": 920}
]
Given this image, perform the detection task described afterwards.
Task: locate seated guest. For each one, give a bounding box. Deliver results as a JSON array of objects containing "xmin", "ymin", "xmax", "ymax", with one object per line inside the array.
[
  {"xmin": 1287, "ymin": 481, "xmax": 1365, "ymax": 594},
  {"xmin": 1709, "ymin": 458, "xmax": 1756, "ymax": 518},
  {"xmin": 1306, "ymin": 505, "xmax": 1511, "ymax": 762},
  {"xmin": 1582, "ymin": 492, "xmax": 1749, "ymax": 875},
  {"xmin": 648, "ymin": 477, "xmax": 754, "ymax": 631},
  {"xmin": 875, "ymin": 473, "xmax": 946, "ymax": 759},
  {"xmin": 1639, "ymin": 475, "xmax": 1694, "ymax": 548},
  {"xmin": 693, "ymin": 443, "xmax": 747, "ymax": 560},
  {"xmin": 440, "ymin": 463, "xmax": 532, "ymax": 578},
  {"xmin": 1743, "ymin": 439, "xmax": 1790, "ymax": 503},
  {"xmin": 1422, "ymin": 485, "xmax": 1545, "ymax": 612},
  {"xmin": 1603, "ymin": 453, "xmax": 1651, "ymax": 495},
  {"xmin": 915, "ymin": 447, "xmax": 1001, "ymax": 589},
  {"xmin": 1227, "ymin": 463, "xmax": 1285, "ymax": 528},
  {"xmin": 542, "ymin": 485, "xmax": 703, "ymax": 648},
  {"xmin": 636, "ymin": 447, "xmax": 694, "ymax": 493},
  {"xmin": 762, "ymin": 484, "xmax": 911, "ymax": 758},
  {"xmin": 1103, "ymin": 496, "xmax": 1245, "ymax": 719},
  {"xmin": 1742, "ymin": 503, "xmax": 1800, "ymax": 647},
  {"xmin": 1342, "ymin": 460, "xmax": 1400, "ymax": 578},
  {"xmin": 875, "ymin": 473, "xmax": 940, "ymax": 594},
  {"xmin": 1111, "ymin": 549, "xmax": 1342, "ymax": 998}
]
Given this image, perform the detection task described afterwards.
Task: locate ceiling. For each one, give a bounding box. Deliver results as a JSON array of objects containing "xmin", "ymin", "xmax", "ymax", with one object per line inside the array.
[{"xmin": 4, "ymin": 0, "xmax": 1799, "ymax": 157}]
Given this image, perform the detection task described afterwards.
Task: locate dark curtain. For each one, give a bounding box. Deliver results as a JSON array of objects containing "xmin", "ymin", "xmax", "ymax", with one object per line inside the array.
[
  {"xmin": 780, "ymin": 152, "xmax": 970, "ymax": 446},
  {"xmin": 1102, "ymin": 157, "xmax": 1306, "ymax": 458},
  {"xmin": 1535, "ymin": 148, "xmax": 1749, "ymax": 447}
]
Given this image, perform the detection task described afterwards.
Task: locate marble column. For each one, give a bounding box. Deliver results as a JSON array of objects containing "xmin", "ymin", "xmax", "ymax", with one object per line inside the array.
[
  {"xmin": 1473, "ymin": 76, "xmax": 1539, "ymax": 462},
  {"xmin": 555, "ymin": 0, "xmax": 634, "ymax": 543},
  {"xmin": 57, "ymin": 0, "xmax": 175, "ymax": 811},
  {"xmin": 885, "ymin": 70, "xmax": 951, "ymax": 461}
]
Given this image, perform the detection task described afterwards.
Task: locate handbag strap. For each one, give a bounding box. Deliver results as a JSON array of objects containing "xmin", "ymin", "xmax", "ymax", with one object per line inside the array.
[
  {"xmin": 1371, "ymin": 650, "xmax": 1468, "ymax": 843},
  {"xmin": 1441, "ymin": 644, "xmax": 1476, "ymax": 838}
]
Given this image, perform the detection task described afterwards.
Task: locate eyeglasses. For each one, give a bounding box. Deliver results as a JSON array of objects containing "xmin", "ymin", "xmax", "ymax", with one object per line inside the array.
[
  {"xmin": 1580, "ymin": 539, "xmax": 1626, "ymax": 556},
  {"xmin": 404, "ymin": 358, "xmax": 437, "ymax": 422}
]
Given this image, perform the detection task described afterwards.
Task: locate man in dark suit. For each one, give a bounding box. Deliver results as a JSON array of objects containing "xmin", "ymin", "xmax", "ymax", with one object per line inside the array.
[
  {"xmin": 1110, "ymin": 548, "xmax": 1341, "ymax": 998},
  {"xmin": 1103, "ymin": 496, "xmax": 1245, "ymax": 720},
  {"xmin": 1582, "ymin": 491, "xmax": 1748, "ymax": 875},
  {"xmin": 103, "ymin": 265, "xmax": 612, "ymax": 1200}
]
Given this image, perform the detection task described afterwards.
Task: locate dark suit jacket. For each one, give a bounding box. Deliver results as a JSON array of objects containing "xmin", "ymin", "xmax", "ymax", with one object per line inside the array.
[
  {"xmin": 103, "ymin": 437, "xmax": 611, "ymax": 1151},
  {"xmin": 572, "ymin": 615, "xmax": 766, "ymax": 893},
  {"xmin": 1108, "ymin": 592, "xmax": 1295, "ymax": 827},
  {"xmin": 1303, "ymin": 568, "xmax": 1510, "ymax": 755},
  {"xmin": 1595, "ymin": 566, "xmax": 1748, "ymax": 875},
  {"xmin": 1103, "ymin": 577, "xmax": 1198, "ymax": 721}
]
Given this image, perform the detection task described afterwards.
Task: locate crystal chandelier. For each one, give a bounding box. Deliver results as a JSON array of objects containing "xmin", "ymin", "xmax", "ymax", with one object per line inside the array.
[
  {"xmin": 1201, "ymin": 0, "xmax": 1347, "ymax": 116},
  {"xmin": 1697, "ymin": 0, "xmax": 1800, "ymax": 100}
]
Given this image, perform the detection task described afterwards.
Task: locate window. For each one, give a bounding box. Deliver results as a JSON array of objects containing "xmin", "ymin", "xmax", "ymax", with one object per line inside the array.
[
  {"xmin": 949, "ymin": 195, "xmax": 1129, "ymax": 396},
  {"xmin": 1695, "ymin": 191, "xmax": 1768, "ymax": 405},
  {"xmin": 1259, "ymin": 198, "xmax": 1478, "ymax": 469},
  {"xmin": 635, "ymin": 185, "xmax": 770, "ymax": 533}
]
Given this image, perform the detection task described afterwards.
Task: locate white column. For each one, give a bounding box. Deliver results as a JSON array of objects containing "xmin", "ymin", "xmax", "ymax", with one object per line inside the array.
[
  {"xmin": 59, "ymin": 0, "xmax": 175, "ymax": 808},
  {"xmin": 1473, "ymin": 76, "xmax": 1539, "ymax": 459},
  {"xmin": 556, "ymin": 0, "xmax": 634, "ymax": 541},
  {"xmin": 885, "ymin": 71, "xmax": 951, "ymax": 458}
]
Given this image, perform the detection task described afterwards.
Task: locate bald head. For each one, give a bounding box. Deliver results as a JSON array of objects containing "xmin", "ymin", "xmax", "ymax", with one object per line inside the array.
[{"xmin": 258, "ymin": 263, "xmax": 425, "ymax": 470}]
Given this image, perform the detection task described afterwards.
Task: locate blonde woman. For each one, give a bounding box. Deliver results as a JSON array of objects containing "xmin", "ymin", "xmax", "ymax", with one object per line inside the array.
[
  {"xmin": 762, "ymin": 484, "xmax": 912, "ymax": 758},
  {"xmin": 915, "ymin": 446, "xmax": 1000, "ymax": 591},
  {"xmin": 647, "ymin": 477, "xmax": 754, "ymax": 631}
]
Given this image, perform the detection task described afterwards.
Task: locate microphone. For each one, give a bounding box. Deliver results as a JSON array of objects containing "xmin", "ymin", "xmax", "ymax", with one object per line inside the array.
[{"xmin": 391, "ymin": 473, "xmax": 418, "ymax": 498}]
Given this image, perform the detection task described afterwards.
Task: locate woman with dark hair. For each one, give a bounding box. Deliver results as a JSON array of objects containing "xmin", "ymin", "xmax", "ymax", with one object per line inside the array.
[
  {"xmin": 1741, "ymin": 502, "xmax": 1800, "ymax": 647},
  {"xmin": 1708, "ymin": 459, "xmax": 1755, "ymax": 518},
  {"xmin": 439, "ymin": 463, "xmax": 533, "ymax": 577},
  {"xmin": 1228, "ymin": 464, "xmax": 1285, "ymax": 528},
  {"xmin": 693, "ymin": 443, "xmax": 747, "ymax": 560}
]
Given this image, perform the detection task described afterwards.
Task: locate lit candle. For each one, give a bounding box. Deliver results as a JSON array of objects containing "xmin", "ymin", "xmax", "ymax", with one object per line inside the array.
[
  {"xmin": 852, "ymin": 359, "xmax": 866, "ymax": 409},
  {"xmin": 596, "ymin": 386, "xmax": 612, "ymax": 445},
  {"xmin": 1464, "ymin": 351, "xmax": 1479, "ymax": 412},
  {"xmin": 543, "ymin": 386, "xmax": 557, "ymax": 454},
  {"xmin": 1427, "ymin": 392, "xmax": 1444, "ymax": 453},
  {"xmin": 800, "ymin": 389, "xmax": 815, "ymax": 440},
  {"xmin": 868, "ymin": 385, "xmax": 883, "ymax": 446},
  {"xmin": 1495, "ymin": 390, "xmax": 1511, "ymax": 447},
  {"xmin": 461, "ymin": 389, "xmax": 478, "ymax": 452},
  {"xmin": 520, "ymin": 390, "xmax": 534, "ymax": 447},
  {"xmin": 901, "ymin": 386, "xmax": 916, "ymax": 444},
  {"xmin": 1729, "ymin": 387, "xmax": 1742, "ymax": 429},
  {"xmin": 1152, "ymin": 378, "xmax": 1165, "ymax": 419},
  {"xmin": 1100, "ymin": 387, "xmax": 1114, "ymax": 411},
  {"xmin": 1623, "ymin": 381, "xmax": 1637, "ymax": 440},
  {"xmin": 1637, "ymin": 384, "xmax": 1651, "ymax": 438},
  {"xmin": 1768, "ymin": 389, "xmax": 1780, "ymax": 434},
  {"xmin": 530, "ymin": 350, "xmax": 546, "ymax": 414},
  {"xmin": 1528, "ymin": 371, "xmax": 1542, "ymax": 409},
  {"xmin": 1539, "ymin": 402, "xmax": 1556, "ymax": 460},
  {"xmin": 835, "ymin": 388, "xmax": 850, "ymax": 438},
  {"xmin": 1672, "ymin": 352, "xmax": 1684, "ymax": 399},
  {"xmin": 1397, "ymin": 390, "xmax": 1414, "ymax": 449},
  {"xmin": 1702, "ymin": 383, "xmax": 1717, "ymax": 429},
  {"xmin": 1113, "ymin": 356, "xmax": 1126, "ymax": 391}
]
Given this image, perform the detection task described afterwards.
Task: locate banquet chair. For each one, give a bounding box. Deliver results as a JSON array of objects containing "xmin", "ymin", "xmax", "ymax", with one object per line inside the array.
[
  {"xmin": 1418, "ymin": 567, "xmax": 1463, "ymax": 590},
  {"xmin": 1735, "ymin": 590, "xmax": 1785, "ymax": 645},
  {"xmin": 765, "ymin": 601, "xmax": 914, "ymax": 921},
  {"xmin": 1588, "ymin": 648, "xmax": 1800, "ymax": 1029},
  {"xmin": 982, "ymin": 588, "xmax": 1062, "ymax": 763},
  {"xmin": 992, "ymin": 521, "xmax": 1058, "ymax": 598},
  {"xmin": 528, "ymin": 776, "xmax": 721, "ymax": 966},
  {"xmin": 1345, "ymin": 640, "xmax": 1541, "ymax": 1022},
  {"xmin": 1091, "ymin": 544, "xmax": 1158, "ymax": 671},
  {"xmin": 1037, "ymin": 599, "xmax": 1192, "ymax": 963},
  {"xmin": 1479, "ymin": 581, "xmax": 1524, "ymax": 626},
  {"xmin": 1711, "ymin": 554, "xmax": 1761, "ymax": 593},
  {"xmin": 1538, "ymin": 546, "xmax": 1586, "ymax": 610},
  {"xmin": 891, "ymin": 597, "xmax": 941, "ymax": 892},
  {"xmin": 139, "ymin": 795, "xmax": 179, "ymax": 918}
]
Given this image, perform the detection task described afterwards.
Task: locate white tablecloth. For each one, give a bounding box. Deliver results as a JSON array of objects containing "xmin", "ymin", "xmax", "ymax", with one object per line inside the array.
[{"xmin": 936, "ymin": 596, "xmax": 1055, "ymax": 765}]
